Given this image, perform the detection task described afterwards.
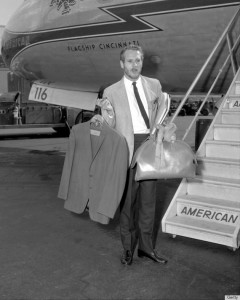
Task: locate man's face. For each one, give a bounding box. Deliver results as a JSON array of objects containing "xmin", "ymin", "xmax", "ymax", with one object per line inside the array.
[{"xmin": 120, "ymin": 50, "xmax": 143, "ymax": 81}]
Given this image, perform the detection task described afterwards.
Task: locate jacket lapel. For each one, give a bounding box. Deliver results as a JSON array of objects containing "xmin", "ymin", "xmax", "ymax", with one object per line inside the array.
[
  {"xmin": 88, "ymin": 121, "xmax": 106, "ymax": 165},
  {"xmin": 118, "ymin": 78, "xmax": 133, "ymax": 126},
  {"xmin": 141, "ymin": 76, "xmax": 158, "ymax": 128}
]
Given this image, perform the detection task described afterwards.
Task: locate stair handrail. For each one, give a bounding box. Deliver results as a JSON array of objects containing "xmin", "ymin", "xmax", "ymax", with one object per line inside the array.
[
  {"xmin": 182, "ymin": 31, "xmax": 240, "ymax": 141},
  {"xmin": 170, "ymin": 6, "xmax": 240, "ymax": 139}
]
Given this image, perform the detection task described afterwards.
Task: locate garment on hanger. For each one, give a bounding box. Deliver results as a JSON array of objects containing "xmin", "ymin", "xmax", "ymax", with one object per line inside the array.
[{"xmin": 58, "ymin": 118, "xmax": 129, "ymax": 224}]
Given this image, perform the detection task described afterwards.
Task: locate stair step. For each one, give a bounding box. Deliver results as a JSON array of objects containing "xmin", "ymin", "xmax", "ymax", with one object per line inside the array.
[
  {"xmin": 177, "ymin": 194, "xmax": 240, "ymax": 212},
  {"xmin": 197, "ymin": 157, "xmax": 240, "ymax": 180},
  {"xmin": 177, "ymin": 193, "xmax": 240, "ymax": 227},
  {"xmin": 220, "ymin": 110, "xmax": 240, "ymax": 124},
  {"xmin": 165, "ymin": 215, "xmax": 236, "ymax": 236},
  {"xmin": 223, "ymin": 95, "xmax": 240, "ymax": 109},
  {"xmin": 234, "ymin": 81, "xmax": 240, "ymax": 94},
  {"xmin": 227, "ymin": 95, "xmax": 240, "ymax": 99},
  {"xmin": 164, "ymin": 215, "xmax": 236, "ymax": 247},
  {"xmin": 205, "ymin": 140, "xmax": 240, "ymax": 159},
  {"xmin": 213, "ymin": 124, "xmax": 240, "ymax": 141},
  {"xmin": 192, "ymin": 175, "xmax": 240, "ymax": 186},
  {"xmin": 186, "ymin": 176, "xmax": 240, "ymax": 201}
]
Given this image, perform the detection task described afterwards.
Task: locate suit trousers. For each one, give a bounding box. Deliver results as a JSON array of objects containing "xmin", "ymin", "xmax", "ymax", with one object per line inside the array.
[{"xmin": 120, "ymin": 134, "xmax": 157, "ymax": 253}]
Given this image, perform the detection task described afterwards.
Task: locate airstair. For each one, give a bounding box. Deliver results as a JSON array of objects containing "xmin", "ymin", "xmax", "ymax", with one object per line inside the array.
[{"xmin": 162, "ymin": 7, "xmax": 240, "ymax": 250}]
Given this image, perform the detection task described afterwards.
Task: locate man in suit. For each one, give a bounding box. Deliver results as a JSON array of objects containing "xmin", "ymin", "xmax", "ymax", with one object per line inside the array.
[{"xmin": 99, "ymin": 45, "xmax": 168, "ymax": 265}]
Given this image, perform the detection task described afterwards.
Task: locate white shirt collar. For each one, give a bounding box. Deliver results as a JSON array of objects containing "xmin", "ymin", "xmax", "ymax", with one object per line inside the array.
[{"xmin": 124, "ymin": 76, "xmax": 142, "ymax": 88}]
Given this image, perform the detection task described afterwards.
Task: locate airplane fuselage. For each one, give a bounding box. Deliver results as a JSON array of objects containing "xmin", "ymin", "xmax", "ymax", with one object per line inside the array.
[{"xmin": 1, "ymin": 0, "xmax": 240, "ymax": 95}]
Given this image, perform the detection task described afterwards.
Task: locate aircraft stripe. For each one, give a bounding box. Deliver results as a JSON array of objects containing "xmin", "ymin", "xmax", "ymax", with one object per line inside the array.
[{"xmin": 2, "ymin": 0, "xmax": 239, "ymax": 65}]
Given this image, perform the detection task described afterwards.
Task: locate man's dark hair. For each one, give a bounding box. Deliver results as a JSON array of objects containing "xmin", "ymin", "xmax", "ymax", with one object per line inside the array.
[{"xmin": 120, "ymin": 45, "xmax": 144, "ymax": 62}]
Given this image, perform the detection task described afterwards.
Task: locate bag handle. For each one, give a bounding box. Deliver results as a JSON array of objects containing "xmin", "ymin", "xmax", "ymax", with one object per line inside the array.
[{"xmin": 155, "ymin": 123, "xmax": 177, "ymax": 168}]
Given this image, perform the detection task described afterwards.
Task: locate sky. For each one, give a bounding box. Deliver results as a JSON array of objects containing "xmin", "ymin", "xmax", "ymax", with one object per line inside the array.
[{"xmin": 0, "ymin": 0, "xmax": 24, "ymax": 26}]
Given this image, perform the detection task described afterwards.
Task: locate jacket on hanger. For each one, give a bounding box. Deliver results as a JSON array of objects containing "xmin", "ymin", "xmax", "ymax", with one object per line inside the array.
[{"xmin": 58, "ymin": 120, "xmax": 129, "ymax": 224}]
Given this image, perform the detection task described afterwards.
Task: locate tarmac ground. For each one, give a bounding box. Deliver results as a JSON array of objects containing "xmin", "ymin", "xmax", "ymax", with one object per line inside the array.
[{"xmin": 0, "ymin": 128, "xmax": 239, "ymax": 300}]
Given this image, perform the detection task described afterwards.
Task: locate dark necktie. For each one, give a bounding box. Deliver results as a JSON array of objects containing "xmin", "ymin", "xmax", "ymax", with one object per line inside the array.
[{"xmin": 132, "ymin": 81, "xmax": 150, "ymax": 129}]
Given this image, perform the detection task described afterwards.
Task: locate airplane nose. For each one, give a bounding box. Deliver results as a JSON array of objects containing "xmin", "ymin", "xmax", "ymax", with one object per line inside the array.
[
  {"xmin": 1, "ymin": 0, "xmax": 57, "ymax": 70},
  {"xmin": 1, "ymin": 1, "xmax": 37, "ymax": 68}
]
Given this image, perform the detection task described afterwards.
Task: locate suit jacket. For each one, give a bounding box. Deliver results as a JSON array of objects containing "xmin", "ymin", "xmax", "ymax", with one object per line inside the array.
[
  {"xmin": 102, "ymin": 75, "xmax": 166, "ymax": 164},
  {"xmin": 58, "ymin": 120, "xmax": 128, "ymax": 224}
]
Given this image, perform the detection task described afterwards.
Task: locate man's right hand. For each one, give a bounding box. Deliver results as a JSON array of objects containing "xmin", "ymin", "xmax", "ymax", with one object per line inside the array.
[{"xmin": 96, "ymin": 97, "xmax": 114, "ymax": 118}]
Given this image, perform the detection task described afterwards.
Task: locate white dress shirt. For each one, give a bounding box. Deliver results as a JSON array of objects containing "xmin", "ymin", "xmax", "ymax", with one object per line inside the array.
[{"xmin": 124, "ymin": 76, "xmax": 150, "ymax": 134}]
